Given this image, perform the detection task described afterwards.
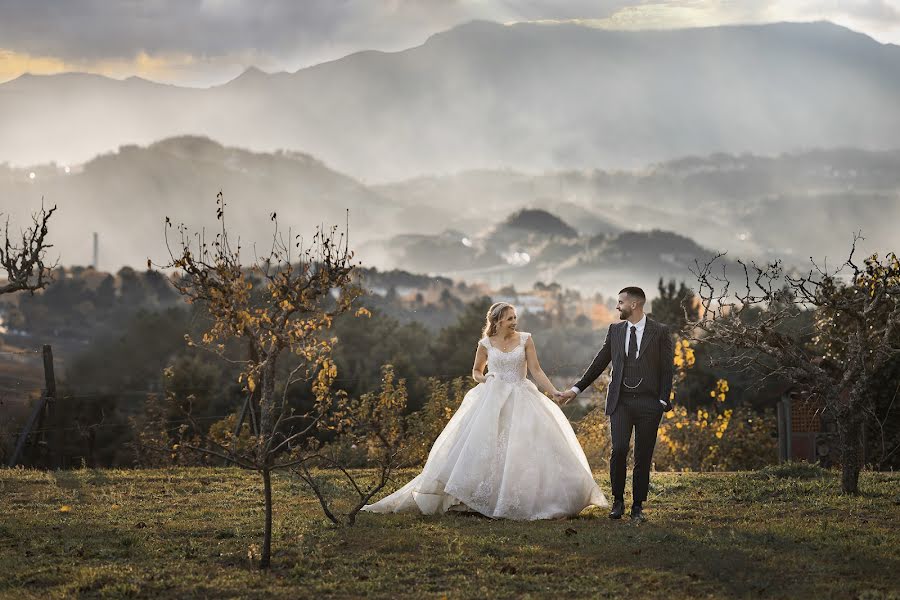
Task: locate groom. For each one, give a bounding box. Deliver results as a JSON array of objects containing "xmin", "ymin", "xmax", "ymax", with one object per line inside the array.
[{"xmin": 556, "ymin": 287, "xmax": 674, "ymax": 521}]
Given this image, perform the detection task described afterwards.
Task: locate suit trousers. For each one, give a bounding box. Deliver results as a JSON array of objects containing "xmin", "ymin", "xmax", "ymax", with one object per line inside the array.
[{"xmin": 609, "ymin": 390, "xmax": 663, "ymax": 504}]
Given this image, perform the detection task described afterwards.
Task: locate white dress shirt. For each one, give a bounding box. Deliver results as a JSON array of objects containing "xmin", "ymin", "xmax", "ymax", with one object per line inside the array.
[{"xmin": 623, "ymin": 314, "xmax": 647, "ymax": 359}]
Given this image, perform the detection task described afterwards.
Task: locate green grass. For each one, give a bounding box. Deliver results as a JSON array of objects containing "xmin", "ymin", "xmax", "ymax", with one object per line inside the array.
[{"xmin": 1, "ymin": 467, "xmax": 898, "ymax": 599}]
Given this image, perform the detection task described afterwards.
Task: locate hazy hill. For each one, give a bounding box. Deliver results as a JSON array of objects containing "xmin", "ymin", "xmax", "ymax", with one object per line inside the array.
[
  {"xmin": 377, "ymin": 147, "xmax": 900, "ymax": 264},
  {"xmin": 498, "ymin": 209, "xmax": 578, "ymax": 238},
  {"xmin": 3, "ymin": 21, "xmax": 900, "ymax": 180},
  {"xmin": 5, "ymin": 137, "xmax": 897, "ymax": 284},
  {"xmin": 0, "ymin": 136, "xmax": 399, "ymax": 270},
  {"xmin": 366, "ymin": 203, "xmax": 724, "ymax": 293}
]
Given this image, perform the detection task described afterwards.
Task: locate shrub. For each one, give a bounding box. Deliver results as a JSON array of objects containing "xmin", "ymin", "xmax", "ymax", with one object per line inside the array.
[{"xmin": 655, "ymin": 379, "xmax": 778, "ymax": 471}]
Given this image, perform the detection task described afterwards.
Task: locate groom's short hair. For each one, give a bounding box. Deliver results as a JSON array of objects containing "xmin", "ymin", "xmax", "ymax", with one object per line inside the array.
[{"xmin": 619, "ymin": 286, "xmax": 646, "ymax": 304}]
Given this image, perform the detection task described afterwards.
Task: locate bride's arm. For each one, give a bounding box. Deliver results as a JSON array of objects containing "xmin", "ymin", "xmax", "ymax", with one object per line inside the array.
[
  {"xmin": 524, "ymin": 336, "xmax": 559, "ymax": 396},
  {"xmin": 472, "ymin": 344, "xmax": 490, "ymax": 383}
]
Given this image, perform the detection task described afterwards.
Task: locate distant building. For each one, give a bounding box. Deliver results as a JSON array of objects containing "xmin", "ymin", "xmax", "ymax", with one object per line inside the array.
[{"xmin": 516, "ymin": 294, "xmax": 546, "ymax": 314}]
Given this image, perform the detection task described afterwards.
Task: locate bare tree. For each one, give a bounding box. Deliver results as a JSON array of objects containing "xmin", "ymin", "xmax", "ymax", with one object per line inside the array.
[
  {"xmin": 686, "ymin": 235, "xmax": 900, "ymax": 494},
  {"xmin": 152, "ymin": 192, "xmax": 362, "ymax": 568},
  {"xmin": 0, "ymin": 203, "xmax": 57, "ymax": 295}
]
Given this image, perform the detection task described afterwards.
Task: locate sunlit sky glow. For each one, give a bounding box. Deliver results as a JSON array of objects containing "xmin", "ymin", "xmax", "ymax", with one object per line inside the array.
[{"xmin": 0, "ymin": 0, "xmax": 898, "ymax": 87}]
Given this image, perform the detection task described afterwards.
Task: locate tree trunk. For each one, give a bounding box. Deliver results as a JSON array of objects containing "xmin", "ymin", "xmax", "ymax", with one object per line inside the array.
[
  {"xmin": 261, "ymin": 467, "xmax": 273, "ymax": 569},
  {"xmin": 256, "ymin": 356, "xmax": 278, "ymax": 464},
  {"xmin": 838, "ymin": 411, "xmax": 863, "ymax": 494},
  {"xmin": 256, "ymin": 354, "xmax": 279, "ymax": 568}
]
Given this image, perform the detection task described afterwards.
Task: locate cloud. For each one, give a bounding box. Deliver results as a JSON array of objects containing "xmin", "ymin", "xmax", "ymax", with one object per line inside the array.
[
  {"xmin": 538, "ymin": 1, "xmax": 775, "ymax": 31},
  {"xmin": 0, "ymin": 0, "xmax": 495, "ymax": 84},
  {"xmin": 0, "ymin": 1, "xmax": 468, "ymax": 63},
  {"xmin": 0, "ymin": 49, "xmax": 70, "ymax": 81},
  {"xmin": 768, "ymin": 0, "xmax": 900, "ymax": 40},
  {"xmin": 574, "ymin": 0, "xmax": 900, "ymax": 41},
  {"xmin": 0, "ymin": 1, "xmax": 630, "ymax": 63},
  {"xmin": 0, "ymin": 0, "xmax": 898, "ymax": 86}
]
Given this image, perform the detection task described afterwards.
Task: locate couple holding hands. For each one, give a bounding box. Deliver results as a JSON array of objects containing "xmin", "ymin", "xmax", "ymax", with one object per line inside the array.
[{"xmin": 363, "ymin": 286, "xmax": 674, "ymax": 522}]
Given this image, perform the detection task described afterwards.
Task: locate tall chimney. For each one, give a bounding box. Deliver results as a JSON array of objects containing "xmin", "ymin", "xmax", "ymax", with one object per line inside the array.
[{"xmin": 92, "ymin": 232, "xmax": 99, "ymax": 270}]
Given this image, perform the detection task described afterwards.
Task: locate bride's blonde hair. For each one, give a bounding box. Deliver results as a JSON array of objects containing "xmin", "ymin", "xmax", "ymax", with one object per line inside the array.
[{"xmin": 482, "ymin": 302, "xmax": 515, "ymax": 339}]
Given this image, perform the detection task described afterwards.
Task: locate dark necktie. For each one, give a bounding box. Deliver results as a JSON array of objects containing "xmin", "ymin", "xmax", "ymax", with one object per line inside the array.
[{"xmin": 628, "ymin": 325, "xmax": 638, "ymax": 360}]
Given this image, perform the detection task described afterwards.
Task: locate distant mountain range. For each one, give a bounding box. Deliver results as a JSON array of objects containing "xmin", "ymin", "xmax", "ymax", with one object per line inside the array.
[
  {"xmin": 3, "ymin": 21, "xmax": 900, "ymax": 180},
  {"xmin": 3, "ymin": 136, "xmax": 898, "ymax": 295},
  {"xmin": 373, "ymin": 147, "xmax": 900, "ymax": 265},
  {"xmin": 363, "ymin": 208, "xmax": 728, "ymax": 293},
  {"xmin": 0, "ymin": 136, "xmax": 402, "ymax": 270}
]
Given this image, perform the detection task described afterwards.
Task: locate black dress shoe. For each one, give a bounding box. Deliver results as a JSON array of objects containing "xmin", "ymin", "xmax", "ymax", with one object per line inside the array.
[
  {"xmin": 630, "ymin": 503, "xmax": 645, "ymax": 521},
  {"xmin": 608, "ymin": 499, "xmax": 625, "ymax": 519}
]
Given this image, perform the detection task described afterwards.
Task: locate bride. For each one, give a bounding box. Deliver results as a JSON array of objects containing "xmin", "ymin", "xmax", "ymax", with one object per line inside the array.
[{"xmin": 362, "ymin": 302, "xmax": 608, "ymax": 520}]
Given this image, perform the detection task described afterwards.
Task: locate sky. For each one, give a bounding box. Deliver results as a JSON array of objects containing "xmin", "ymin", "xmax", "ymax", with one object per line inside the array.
[{"xmin": 1, "ymin": 0, "xmax": 899, "ymax": 86}]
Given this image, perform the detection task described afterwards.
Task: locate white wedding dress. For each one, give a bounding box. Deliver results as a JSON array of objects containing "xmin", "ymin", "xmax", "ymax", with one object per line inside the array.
[{"xmin": 362, "ymin": 332, "xmax": 608, "ymax": 520}]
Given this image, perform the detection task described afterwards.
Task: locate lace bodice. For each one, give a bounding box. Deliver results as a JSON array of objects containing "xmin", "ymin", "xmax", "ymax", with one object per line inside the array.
[{"xmin": 479, "ymin": 332, "xmax": 530, "ymax": 383}]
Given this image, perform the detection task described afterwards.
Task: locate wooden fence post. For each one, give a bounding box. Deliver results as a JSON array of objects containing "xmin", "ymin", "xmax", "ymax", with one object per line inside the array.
[
  {"xmin": 777, "ymin": 401, "xmax": 784, "ymax": 463},
  {"xmin": 42, "ymin": 345, "xmax": 60, "ymax": 468},
  {"xmin": 777, "ymin": 393, "xmax": 793, "ymax": 464}
]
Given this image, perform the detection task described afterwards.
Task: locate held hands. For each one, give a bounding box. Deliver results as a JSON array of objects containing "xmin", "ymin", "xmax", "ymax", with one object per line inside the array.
[{"xmin": 554, "ymin": 389, "xmax": 577, "ymax": 405}]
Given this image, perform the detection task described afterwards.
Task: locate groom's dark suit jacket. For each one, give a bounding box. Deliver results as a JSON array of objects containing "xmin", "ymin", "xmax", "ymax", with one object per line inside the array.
[{"xmin": 574, "ymin": 317, "xmax": 675, "ymax": 416}]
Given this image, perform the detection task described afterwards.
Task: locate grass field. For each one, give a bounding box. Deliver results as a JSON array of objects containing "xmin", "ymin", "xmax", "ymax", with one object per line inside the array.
[{"xmin": 1, "ymin": 465, "xmax": 898, "ymax": 599}]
